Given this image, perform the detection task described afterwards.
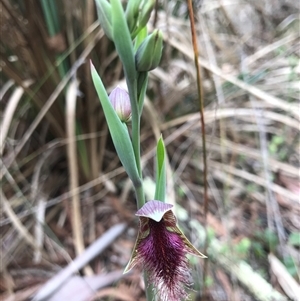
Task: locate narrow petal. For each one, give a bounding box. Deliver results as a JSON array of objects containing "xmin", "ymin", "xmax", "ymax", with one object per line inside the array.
[
  {"xmin": 124, "ymin": 217, "xmax": 150, "ymax": 273},
  {"xmin": 163, "ymin": 211, "xmax": 207, "ymax": 258}
]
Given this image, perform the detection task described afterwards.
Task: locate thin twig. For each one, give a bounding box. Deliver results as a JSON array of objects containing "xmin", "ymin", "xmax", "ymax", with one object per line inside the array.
[
  {"xmin": 65, "ymin": 79, "xmax": 85, "ymax": 259},
  {"xmin": 186, "ymin": 0, "xmax": 209, "ymax": 295}
]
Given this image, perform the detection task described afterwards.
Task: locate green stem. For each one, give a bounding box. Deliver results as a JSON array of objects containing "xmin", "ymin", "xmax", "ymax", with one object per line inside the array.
[
  {"xmin": 144, "ymin": 272, "xmax": 155, "ymax": 301},
  {"xmin": 126, "ymin": 77, "xmax": 145, "ymax": 209},
  {"xmin": 135, "ymin": 180, "xmax": 145, "ymax": 209},
  {"xmin": 131, "ymin": 102, "xmax": 142, "ymax": 176}
]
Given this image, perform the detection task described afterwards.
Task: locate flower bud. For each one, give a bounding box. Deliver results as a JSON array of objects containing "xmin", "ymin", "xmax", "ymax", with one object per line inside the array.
[
  {"xmin": 95, "ymin": 0, "xmax": 113, "ymax": 40},
  {"xmin": 135, "ymin": 29, "xmax": 163, "ymax": 72},
  {"xmin": 125, "ymin": 0, "xmax": 140, "ymax": 33},
  {"xmin": 109, "ymin": 86, "xmax": 131, "ymax": 123},
  {"xmin": 138, "ymin": 0, "xmax": 156, "ymax": 28}
]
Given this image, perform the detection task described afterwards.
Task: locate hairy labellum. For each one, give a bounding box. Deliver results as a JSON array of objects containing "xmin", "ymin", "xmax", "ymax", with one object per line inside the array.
[{"xmin": 124, "ymin": 200, "xmax": 207, "ymax": 301}]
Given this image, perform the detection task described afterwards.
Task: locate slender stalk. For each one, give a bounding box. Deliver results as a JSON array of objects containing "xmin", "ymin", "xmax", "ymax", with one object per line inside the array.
[
  {"xmin": 135, "ymin": 183, "xmax": 145, "ymax": 210},
  {"xmin": 186, "ymin": 0, "xmax": 209, "ymax": 297},
  {"xmin": 144, "ymin": 272, "xmax": 155, "ymax": 301},
  {"xmin": 126, "ymin": 77, "xmax": 145, "ymax": 209},
  {"xmin": 131, "ymin": 101, "xmax": 142, "ymax": 176},
  {"xmin": 126, "ymin": 65, "xmax": 149, "ymax": 301}
]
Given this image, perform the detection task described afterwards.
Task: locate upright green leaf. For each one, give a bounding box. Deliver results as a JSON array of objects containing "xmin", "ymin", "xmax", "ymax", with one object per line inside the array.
[
  {"xmin": 95, "ymin": 0, "xmax": 113, "ymax": 40},
  {"xmin": 154, "ymin": 136, "xmax": 166, "ymax": 202},
  {"xmin": 111, "ymin": 0, "xmax": 136, "ymax": 83},
  {"xmin": 90, "ymin": 62, "xmax": 140, "ymax": 187},
  {"xmin": 110, "ymin": 0, "xmax": 139, "ymax": 158}
]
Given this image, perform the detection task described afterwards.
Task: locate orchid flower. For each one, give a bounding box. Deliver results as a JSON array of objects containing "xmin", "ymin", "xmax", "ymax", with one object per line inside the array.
[{"xmin": 124, "ymin": 200, "xmax": 207, "ymax": 301}]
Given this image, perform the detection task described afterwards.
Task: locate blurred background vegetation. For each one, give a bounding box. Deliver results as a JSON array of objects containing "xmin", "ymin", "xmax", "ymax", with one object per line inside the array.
[{"xmin": 1, "ymin": 0, "xmax": 299, "ymax": 300}]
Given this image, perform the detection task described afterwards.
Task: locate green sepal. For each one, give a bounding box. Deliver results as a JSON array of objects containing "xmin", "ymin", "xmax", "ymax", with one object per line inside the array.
[
  {"xmin": 154, "ymin": 136, "xmax": 166, "ymax": 202},
  {"xmin": 169, "ymin": 224, "xmax": 207, "ymax": 258},
  {"xmin": 90, "ymin": 62, "xmax": 140, "ymax": 187},
  {"xmin": 95, "ymin": 0, "xmax": 113, "ymax": 40}
]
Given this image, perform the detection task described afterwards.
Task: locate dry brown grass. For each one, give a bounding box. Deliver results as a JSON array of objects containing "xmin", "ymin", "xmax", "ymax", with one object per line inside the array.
[{"xmin": 1, "ymin": 0, "xmax": 299, "ymax": 300}]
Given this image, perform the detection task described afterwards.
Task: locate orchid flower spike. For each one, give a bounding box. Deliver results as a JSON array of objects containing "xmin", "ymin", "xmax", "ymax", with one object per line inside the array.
[{"xmin": 124, "ymin": 200, "xmax": 207, "ymax": 301}]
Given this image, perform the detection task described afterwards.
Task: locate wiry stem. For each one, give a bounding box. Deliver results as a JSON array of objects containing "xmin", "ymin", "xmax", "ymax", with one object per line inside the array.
[{"xmin": 186, "ymin": 0, "xmax": 209, "ymax": 297}]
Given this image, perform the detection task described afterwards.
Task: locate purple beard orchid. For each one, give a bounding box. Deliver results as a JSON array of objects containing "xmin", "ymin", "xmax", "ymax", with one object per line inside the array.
[{"xmin": 124, "ymin": 200, "xmax": 207, "ymax": 301}]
